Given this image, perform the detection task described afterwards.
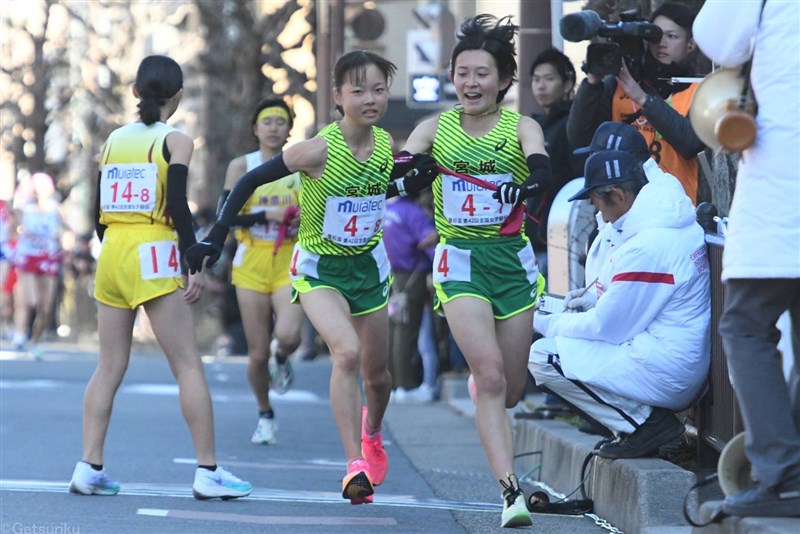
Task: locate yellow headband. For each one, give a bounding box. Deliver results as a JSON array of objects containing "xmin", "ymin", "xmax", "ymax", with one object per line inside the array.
[{"xmin": 257, "ymin": 106, "xmax": 290, "ymax": 123}]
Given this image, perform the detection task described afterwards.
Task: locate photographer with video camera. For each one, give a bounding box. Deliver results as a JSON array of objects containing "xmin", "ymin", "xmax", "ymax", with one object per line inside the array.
[{"xmin": 565, "ymin": 2, "xmax": 706, "ymax": 204}]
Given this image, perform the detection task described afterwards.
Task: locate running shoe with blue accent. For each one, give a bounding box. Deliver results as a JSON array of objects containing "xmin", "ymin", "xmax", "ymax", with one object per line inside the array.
[
  {"xmin": 69, "ymin": 461, "xmax": 120, "ymax": 496},
  {"xmin": 192, "ymin": 466, "xmax": 252, "ymax": 500}
]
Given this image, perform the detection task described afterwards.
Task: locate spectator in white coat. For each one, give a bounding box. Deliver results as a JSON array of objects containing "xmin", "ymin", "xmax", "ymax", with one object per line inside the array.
[
  {"xmin": 574, "ymin": 121, "xmax": 691, "ymax": 289},
  {"xmin": 693, "ymin": 0, "xmax": 800, "ymax": 518},
  {"xmin": 529, "ymin": 150, "xmax": 711, "ymax": 459}
]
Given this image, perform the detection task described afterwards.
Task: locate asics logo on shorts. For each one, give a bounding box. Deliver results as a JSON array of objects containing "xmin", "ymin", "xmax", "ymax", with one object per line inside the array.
[{"xmin": 382, "ymin": 283, "xmax": 389, "ymax": 297}]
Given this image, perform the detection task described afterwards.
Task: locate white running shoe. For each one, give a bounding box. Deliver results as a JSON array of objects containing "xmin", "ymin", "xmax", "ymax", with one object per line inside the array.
[
  {"xmin": 500, "ymin": 474, "xmax": 532, "ymax": 528},
  {"xmin": 270, "ymin": 339, "xmax": 294, "ymax": 394},
  {"xmin": 69, "ymin": 461, "xmax": 120, "ymax": 496},
  {"xmin": 251, "ymin": 416, "xmax": 277, "ymax": 444},
  {"xmin": 192, "ymin": 466, "xmax": 252, "ymax": 500},
  {"xmin": 404, "ymin": 384, "xmax": 435, "ymax": 403}
]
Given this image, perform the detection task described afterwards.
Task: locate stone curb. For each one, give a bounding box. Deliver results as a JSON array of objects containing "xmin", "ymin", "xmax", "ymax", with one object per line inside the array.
[{"xmin": 440, "ymin": 376, "xmax": 698, "ymax": 533}]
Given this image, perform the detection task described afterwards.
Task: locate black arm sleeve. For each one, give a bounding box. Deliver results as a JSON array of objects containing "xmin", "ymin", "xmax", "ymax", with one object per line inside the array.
[
  {"xmin": 641, "ymin": 90, "xmax": 707, "ymax": 158},
  {"xmin": 525, "ymin": 153, "xmax": 553, "ymax": 191},
  {"xmin": 216, "ymin": 190, "xmax": 229, "ymax": 218},
  {"xmin": 216, "ymin": 189, "xmax": 265, "ymax": 227},
  {"xmin": 94, "ymin": 171, "xmax": 107, "ymax": 242},
  {"xmin": 218, "ymin": 153, "xmax": 291, "ymax": 228},
  {"xmin": 165, "ymin": 164, "xmax": 197, "ymax": 248},
  {"xmin": 566, "ymin": 77, "xmax": 616, "ymax": 148}
]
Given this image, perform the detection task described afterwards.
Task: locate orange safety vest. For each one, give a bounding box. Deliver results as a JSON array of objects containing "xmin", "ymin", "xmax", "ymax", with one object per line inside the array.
[{"xmin": 611, "ymin": 83, "xmax": 699, "ymax": 204}]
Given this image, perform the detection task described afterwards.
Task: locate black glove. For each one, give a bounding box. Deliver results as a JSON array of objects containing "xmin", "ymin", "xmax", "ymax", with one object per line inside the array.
[
  {"xmin": 405, "ymin": 154, "xmax": 438, "ymax": 193},
  {"xmin": 185, "ymin": 223, "xmax": 228, "ymax": 273},
  {"xmin": 391, "ymin": 153, "xmax": 439, "ymax": 197},
  {"xmin": 492, "ymin": 180, "xmax": 542, "ymax": 208}
]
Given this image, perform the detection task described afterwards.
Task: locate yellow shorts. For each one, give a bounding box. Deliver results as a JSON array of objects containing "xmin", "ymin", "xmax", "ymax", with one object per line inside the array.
[
  {"xmin": 94, "ymin": 225, "xmax": 184, "ymax": 310},
  {"xmin": 231, "ymin": 238, "xmax": 295, "ymax": 294}
]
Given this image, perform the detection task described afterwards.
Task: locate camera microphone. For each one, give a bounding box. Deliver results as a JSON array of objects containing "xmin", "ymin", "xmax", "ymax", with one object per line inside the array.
[{"xmin": 560, "ymin": 11, "xmax": 603, "ymax": 42}]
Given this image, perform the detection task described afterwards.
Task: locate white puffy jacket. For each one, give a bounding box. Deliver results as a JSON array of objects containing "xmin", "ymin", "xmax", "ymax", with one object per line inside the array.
[
  {"xmin": 535, "ymin": 174, "xmax": 711, "ymax": 410},
  {"xmin": 693, "ymin": 0, "xmax": 800, "ymax": 280}
]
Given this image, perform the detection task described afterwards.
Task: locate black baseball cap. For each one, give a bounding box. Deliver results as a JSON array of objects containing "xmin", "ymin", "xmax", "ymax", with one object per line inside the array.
[
  {"xmin": 573, "ymin": 121, "xmax": 650, "ymax": 162},
  {"xmin": 568, "ymin": 150, "xmax": 645, "ymax": 201}
]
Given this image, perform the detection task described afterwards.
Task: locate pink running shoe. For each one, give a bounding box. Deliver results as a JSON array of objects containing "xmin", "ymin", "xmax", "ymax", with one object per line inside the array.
[
  {"xmin": 361, "ymin": 406, "xmax": 388, "ymax": 485},
  {"xmin": 342, "ymin": 458, "xmax": 374, "ymax": 504}
]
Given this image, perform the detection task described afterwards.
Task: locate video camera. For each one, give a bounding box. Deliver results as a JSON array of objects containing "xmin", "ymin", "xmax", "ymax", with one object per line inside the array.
[{"xmin": 559, "ymin": 9, "xmax": 662, "ymax": 80}]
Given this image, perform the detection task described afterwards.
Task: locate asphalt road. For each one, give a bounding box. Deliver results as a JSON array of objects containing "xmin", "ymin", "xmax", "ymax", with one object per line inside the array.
[{"xmin": 0, "ymin": 340, "xmax": 614, "ymax": 533}]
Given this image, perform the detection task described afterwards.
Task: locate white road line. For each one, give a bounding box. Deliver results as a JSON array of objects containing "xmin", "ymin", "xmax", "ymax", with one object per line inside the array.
[
  {"xmin": 1, "ymin": 479, "xmax": 500, "ymax": 513},
  {"xmin": 137, "ymin": 508, "xmax": 398, "ymax": 526},
  {"xmin": 0, "ymin": 379, "xmax": 62, "ymax": 389},
  {"xmin": 120, "ymin": 383, "xmax": 323, "ymax": 403},
  {"xmin": 172, "ymin": 457, "xmax": 344, "ymax": 471}
]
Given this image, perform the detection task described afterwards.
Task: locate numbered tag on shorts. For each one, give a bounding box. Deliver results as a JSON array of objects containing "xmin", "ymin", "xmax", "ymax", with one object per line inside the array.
[
  {"xmin": 432, "ymin": 244, "xmax": 471, "ymax": 284},
  {"xmin": 139, "ymin": 240, "xmax": 180, "ymax": 280},
  {"xmin": 100, "ymin": 163, "xmax": 158, "ymax": 212}
]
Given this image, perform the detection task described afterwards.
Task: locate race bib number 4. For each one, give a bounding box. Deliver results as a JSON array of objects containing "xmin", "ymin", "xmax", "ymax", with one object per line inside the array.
[
  {"xmin": 138, "ymin": 240, "xmax": 180, "ymax": 280},
  {"xmin": 322, "ymin": 194, "xmax": 384, "ymax": 246},
  {"xmin": 100, "ymin": 163, "xmax": 157, "ymax": 212},
  {"xmin": 442, "ymin": 174, "xmax": 512, "ymax": 226}
]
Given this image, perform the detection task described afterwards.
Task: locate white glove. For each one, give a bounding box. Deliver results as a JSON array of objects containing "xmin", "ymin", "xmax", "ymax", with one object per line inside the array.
[{"xmin": 563, "ymin": 287, "xmax": 598, "ymax": 313}]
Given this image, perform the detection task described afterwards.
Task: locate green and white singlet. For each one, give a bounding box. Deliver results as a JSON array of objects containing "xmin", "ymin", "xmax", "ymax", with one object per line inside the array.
[
  {"xmin": 431, "ymin": 108, "xmax": 528, "ymax": 239},
  {"xmin": 297, "ymin": 122, "xmax": 393, "ymax": 256}
]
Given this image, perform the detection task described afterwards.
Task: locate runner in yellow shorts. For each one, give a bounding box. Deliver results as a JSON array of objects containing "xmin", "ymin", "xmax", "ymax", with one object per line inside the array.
[
  {"xmin": 94, "ymin": 225, "xmax": 184, "ymax": 309},
  {"xmin": 71, "ymin": 54, "xmax": 251, "ymax": 500},
  {"xmin": 221, "ymin": 98, "xmax": 304, "ymax": 445}
]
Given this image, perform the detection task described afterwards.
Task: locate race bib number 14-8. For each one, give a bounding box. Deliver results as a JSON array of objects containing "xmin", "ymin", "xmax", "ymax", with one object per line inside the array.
[{"xmin": 100, "ymin": 163, "xmax": 158, "ymax": 212}]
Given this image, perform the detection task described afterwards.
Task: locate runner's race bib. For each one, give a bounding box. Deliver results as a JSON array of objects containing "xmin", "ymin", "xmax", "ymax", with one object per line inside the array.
[
  {"xmin": 442, "ymin": 174, "xmax": 513, "ymax": 226},
  {"xmin": 247, "ymin": 207, "xmax": 280, "ymax": 241},
  {"xmin": 100, "ymin": 163, "xmax": 157, "ymax": 212},
  {"xmin": 322, "ymin": 194, "xmax": 384, "ymax": 246}
]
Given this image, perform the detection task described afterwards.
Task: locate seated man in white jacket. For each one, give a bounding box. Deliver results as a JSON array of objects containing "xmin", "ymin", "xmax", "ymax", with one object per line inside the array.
[
  {"xmin": 529, "ymin": 150, "xmax": 711, "ymax": 459},
  {"xmin": 576, "ymin": 121, "xmax": 687, "ymax": 286}
]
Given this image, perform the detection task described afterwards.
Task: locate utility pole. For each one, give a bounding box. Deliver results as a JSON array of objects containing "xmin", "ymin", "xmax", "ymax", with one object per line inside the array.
[{"xmin": 315, "ymin": 0, "xmax": 345, "ymax": 132}]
